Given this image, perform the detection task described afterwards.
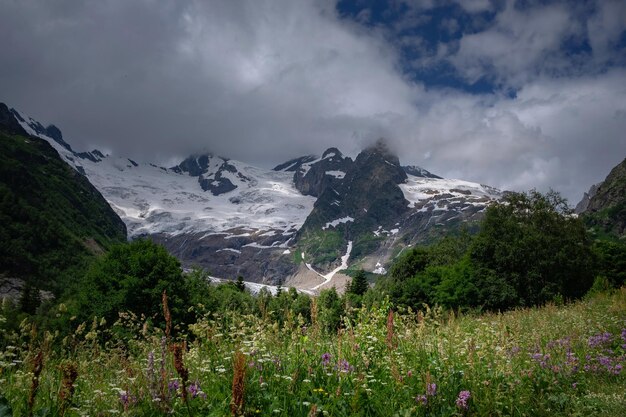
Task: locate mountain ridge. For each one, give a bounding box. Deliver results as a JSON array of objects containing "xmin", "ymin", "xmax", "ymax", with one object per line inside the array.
[{"xmin": 4, "ymin": 105, "xmax": 502, "ymax": 290}]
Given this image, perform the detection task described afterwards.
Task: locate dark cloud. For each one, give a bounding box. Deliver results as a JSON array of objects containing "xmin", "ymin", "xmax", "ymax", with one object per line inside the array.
[{"xmin": 1, "ymin": 0, "xmax": 625, "ymax": 204}]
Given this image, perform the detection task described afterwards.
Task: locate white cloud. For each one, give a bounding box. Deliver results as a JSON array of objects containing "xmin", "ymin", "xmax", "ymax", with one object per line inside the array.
[
  {"xmin": 587, "ymin": 0, "xmax": 626, "ymax": 63},
  {"xmin": 451, "ymin": 1, "xmax": 576, "ymax": 86},
  {"xmin": 1, "ymin": 0, "xmax": 625, "ymax": 205}
]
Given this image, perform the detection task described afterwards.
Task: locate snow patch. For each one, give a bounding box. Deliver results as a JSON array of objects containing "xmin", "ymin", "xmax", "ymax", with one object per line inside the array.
[
  {"xmin": 216, "ymin": 248, "xmax": 241, "ymax": 254},
  {"xmin": 310, "ymin": 241, "xmax": 353, "ymax": 290},
  {"xmin": 322, "ymin": 216, "xmax": 354, "ymax": 230},
  {"xmin": 325, "ymin": 170, "xmax": 346, "ymax": 179},
  {"xmin": 373, "ymin": 262, "xmax": 387, "ymax": 275}
]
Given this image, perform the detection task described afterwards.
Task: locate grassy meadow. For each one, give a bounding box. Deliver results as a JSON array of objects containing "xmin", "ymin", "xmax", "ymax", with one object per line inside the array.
[{"xmin": 1, "ymin": 288, "xmax": 625, "ymax": 416}]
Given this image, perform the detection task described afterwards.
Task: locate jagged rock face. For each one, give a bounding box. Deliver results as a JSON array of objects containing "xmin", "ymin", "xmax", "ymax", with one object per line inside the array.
[
  {"xmin": 291, "ymin": 148, "xmax": 353, "ymax": 197},
  {"xmin": 403, "ymin": 165, "xmax": 441, "ymax": 179},
  {"xmin": 9, "ymin": 107, "xmax": 73, "ymax": 152},
  {"xmin": 582, "ymin": 157, "xmax": 626, "ymax": 236},
  {"xmin": 0, "ymin": 103, "xmax": 28, "ymax": 136},
  {"xmin": 273, "ymin": 155, "xmax": 318, "ymax": 172},
  {"xmin": 172, "ymin": 154, "xmax": 253, "ymax": 196},
  {"xmin": 575, "ymin": 183, "xmax": 600, "ymax": 214}
]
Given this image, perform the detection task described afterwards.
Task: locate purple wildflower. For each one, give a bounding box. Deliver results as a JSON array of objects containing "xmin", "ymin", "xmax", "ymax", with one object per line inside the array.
[
  {"xmin": 415, "ymin": 394, "xmax": 428, "ymax": 406},
  {"xmin": 426, "ymin": 382, "xmax": 437, "ymax": 397},
  {"xmin": 588, "ymin": 332, "xmax": 612, "ymax": 348},
  {"xmin": 456, "ymin": 390, "xmax": 471, "ymax": 410},
  {"xmin": 168, "ymin": 379, "xmax": 180, "ymax": 394},
  {"xmin": 119, "ymin": 391, "xmax": 136, "ymax": 408},
  {"xmin": 337, "ymin": 359, "xmax": 354, "ymax": 373},
  {"xmin": 188, "ymin": 381, "xmax": 206, "ymax": 399},
  {"xmin": 321, "ymin": 353, "xmax": 332, "ymax": 367},
  {"xmin": 119, "ymin": 390, "xmax": 129, "ymax": 405}
]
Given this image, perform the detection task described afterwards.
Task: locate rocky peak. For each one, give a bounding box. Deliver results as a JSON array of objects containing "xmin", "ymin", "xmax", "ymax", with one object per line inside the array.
[
  {"xmin": 351, "ymin": 139, "xmax": 407, "ymax": 185},
  {"xmin": 292, "ymin": 148, "xmax": 353, "ymax": 197},
  {"xmin": 9, "ymin": 108, "xmax": 74, "ymax": 152},
  {"xmin": 575, "ymin": 183, "xmax": 601, "ymax": 214},
  {"xmin": 171, "ymin": 153, "xmax": 252, "ymax": 196},
  {"xmin": 0, "ymin": 103, "xmax": 27, "ymax": 136},
  {"xmin": 403, "ymin": 165, "xmax": 442, "ymax": 179},
  {"xmin": 273, "ymin": 155, "xmax": 318, "ymax": 172}
]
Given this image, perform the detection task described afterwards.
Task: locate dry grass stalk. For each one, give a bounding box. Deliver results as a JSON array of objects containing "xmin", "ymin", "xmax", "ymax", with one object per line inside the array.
[
  {"xmin": 172, "ymin": 343, "xmax": 189, "ymax": 403},
  {"xmin": 307, "ymin": 403, "xmax": 318, "ymax": 417},
  {"xmin": 58, "ymin": 362, "xmax": 78, "ymax": 416},
  {"xmin": 27, "ymin": 350, "xmax": 44, "ymax": 417},
  {"xmin": 231, "ymin": 351, "xmax": 247, "ymax": 416},
  {"xmin": 162, "ymin": 290, "xmax": 172, "ymax": 341},
  {"xmin": 386, "ymin": 309, "xmax": 395, "ymax": 350}
]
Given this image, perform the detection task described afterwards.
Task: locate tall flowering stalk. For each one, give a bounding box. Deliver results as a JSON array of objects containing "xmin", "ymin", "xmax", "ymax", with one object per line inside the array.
[
  {"xmin": 27, "ymin": 350, "xmax": 44, "ymax": 417},
  {"xmin": 172, "ymin": 344, "xmax": 190, "ymax": 401},
  {"xmin": 58, "ymin": 362, "xmax": 78, "ymax": 416},
  {"xmin": 162, "ymin": 290, "xmax": 172, "ymax": 341},
  {"xmin": 231, "ymin": 351, "xmax": 247, "ymax": 416}
]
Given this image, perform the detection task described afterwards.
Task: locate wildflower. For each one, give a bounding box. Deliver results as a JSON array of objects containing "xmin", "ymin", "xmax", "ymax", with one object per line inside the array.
[
  {"xmin": 188, "ymin": 381, "xmax": 206, "ymax": 399},
  {"xmin": 456, "ymin": 390, "xmax": 471, "ymax": 410},
  {"xmin": 231, "ymin": 351, "xmax": 247, "ymax": 416},
  {"xmin": 337, "ymin": 359, "xmax": 354, "ymax": 373},
  {"xmin": 426, "ymin": 382, "xmax": 437, "ymax": 397},
  {"xmin": 321, "ymin": 353, "xmax": 332, "ymax": 367},
  {"xmin": 172, "ymin": 343, "xmax": 190, "ymax": 404},
  {"xmin": 119, "ymin": 390, "xmax": 136, "ymax": 409},
  {"xmin": 588, "ymin": 332, "xmax": 612, "ymax": 348},
  {"xmin": 415, "ymin": 394, "xmax": 428, "ymax": 406},
  {"xmin": 58, "ymin": 362, "xmax": 78, "ymax": 416},
  {"xmin": 168, "ymin": 379, "xmax": 180, "ymax": 393}
]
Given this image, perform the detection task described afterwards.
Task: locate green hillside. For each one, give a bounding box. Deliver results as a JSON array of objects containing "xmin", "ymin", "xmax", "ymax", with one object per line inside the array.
[
  {"xmin": 0, "ymin": 112, "xmax": 126, "ymax": 294},
  {"xmin": 583, "ymin": 157, "xmax": 626, "ymax": 239}
]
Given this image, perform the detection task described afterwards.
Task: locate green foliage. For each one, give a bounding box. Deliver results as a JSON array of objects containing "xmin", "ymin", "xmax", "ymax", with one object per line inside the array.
[
  {"xmin": 592, "ymin": 240, "xmax": 626, "ymax": 287},
  {"xmin": 380, "ymin": 190, "xmax": 596, "ymax": 311},
  {"xmin": 317, "ymin": 288, "xmax": 344, "ymax": 332},
  {"xmin": 18, "ymin": 281, "xmax": 40, "ymax": 315},
  {"xmin": 470, "ymin": 190, "xmax": 594, "ymax": 306},
  {"xmin": 68, "ymin": 239, "xmax": 187, "ymax": 326},
  {"xmin": 297, "ymin": 229, "xmax": 344, "ymax": 266},
  {"xmin": 348, "ymin": 269, "xmax": 368, "ymax": 296}
]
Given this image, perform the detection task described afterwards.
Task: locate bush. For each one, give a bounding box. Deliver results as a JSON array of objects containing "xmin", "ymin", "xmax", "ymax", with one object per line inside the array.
[{"xmin": 68, "ymin": 239, "xmax": 190, "ymax": 326}]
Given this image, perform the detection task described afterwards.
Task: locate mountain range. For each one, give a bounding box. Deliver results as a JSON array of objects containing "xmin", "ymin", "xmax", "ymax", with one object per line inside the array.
[{"xmin": 3, "ymin": 104, "xmax": 505, "ymax": 292}]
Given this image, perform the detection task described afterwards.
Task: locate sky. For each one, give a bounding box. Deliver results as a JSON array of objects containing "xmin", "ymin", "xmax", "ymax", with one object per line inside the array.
[{"xmin": 1, "ymin": 0, "xmax": 625, "ymax": 203}]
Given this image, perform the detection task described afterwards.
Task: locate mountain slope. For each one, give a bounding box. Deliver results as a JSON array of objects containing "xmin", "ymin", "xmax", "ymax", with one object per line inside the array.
[
  {"xmin": 580, "ymin": 157, "xmax": 626, "ymax": 238},
  {"xmin": 0, "ymin": 104, "xmax": 127, "ymax": 293},
  {"xmin": 5, "ymin": 106, "xmax": 502, "ymax": 289}
]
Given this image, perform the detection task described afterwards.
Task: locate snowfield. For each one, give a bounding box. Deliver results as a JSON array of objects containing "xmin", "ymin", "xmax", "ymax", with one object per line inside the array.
[
  {"xmin": 399, "ymin": 175, "xmax": 501, "ymax": 208},
  {"xmin": 13, "ymin": 109, "xmax": 316, "ymax": 238}
]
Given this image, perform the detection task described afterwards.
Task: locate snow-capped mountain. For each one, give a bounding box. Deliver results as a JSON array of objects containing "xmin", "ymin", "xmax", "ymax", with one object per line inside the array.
[{"xmin": 8, "ymin": 107, "xmax": 502, "ymax": 290}]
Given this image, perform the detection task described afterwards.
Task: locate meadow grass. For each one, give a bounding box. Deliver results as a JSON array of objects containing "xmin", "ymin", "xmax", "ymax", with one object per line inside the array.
[{"xmin": 1, "ymin": 288, "xmax": 625, "ymax": 416}]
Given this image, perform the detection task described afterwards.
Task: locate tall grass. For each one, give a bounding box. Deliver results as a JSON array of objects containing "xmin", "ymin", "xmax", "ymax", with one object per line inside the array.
[{"xmin": 1, "ymin": 289, "xmax": 625, "ymax": 416}]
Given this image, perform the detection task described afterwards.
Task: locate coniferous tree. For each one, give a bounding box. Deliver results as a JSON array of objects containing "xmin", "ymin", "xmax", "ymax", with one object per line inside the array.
[{"xmin": 349, "ymin": 269, "xmax": 369, "ymax": 295}]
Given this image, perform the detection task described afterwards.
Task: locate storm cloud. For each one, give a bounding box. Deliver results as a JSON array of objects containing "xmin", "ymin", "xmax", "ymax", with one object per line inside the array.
[{"xmin": 1, "ymin": 0, "xmax": 625, "ymax": 204}]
